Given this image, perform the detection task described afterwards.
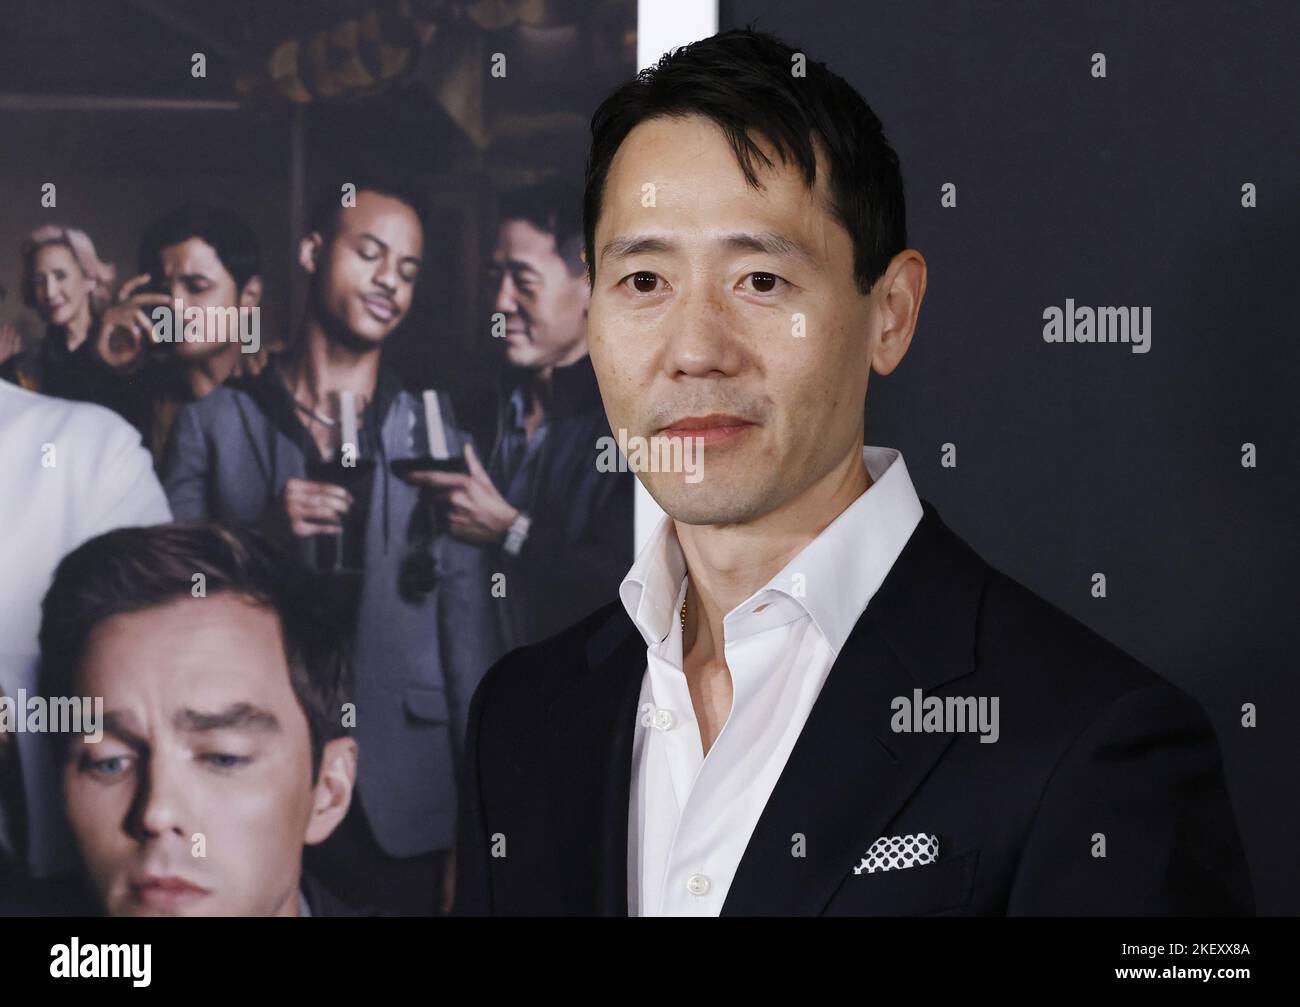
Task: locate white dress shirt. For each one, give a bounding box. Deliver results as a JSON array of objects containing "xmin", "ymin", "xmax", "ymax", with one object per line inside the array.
[
  {"xmin": 0, "ymin": 382, "xmax": 171, "ymax": 875},
  {"xmin": 620, "ymin": 445, "xmax": 923, "ymax": 916}
]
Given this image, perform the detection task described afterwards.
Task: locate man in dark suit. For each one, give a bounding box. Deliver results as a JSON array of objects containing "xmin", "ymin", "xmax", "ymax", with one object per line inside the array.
[
  {"xmin": 162, "ymin": 175, "xmax": 501, "ymax": 915},
  {"xmin": 414, "ymin": 179, "xmax": 634, "ymax": 653},
  {"xmin": 454, "ymin": 28, "xmax": 1253, "ymax": 916}
]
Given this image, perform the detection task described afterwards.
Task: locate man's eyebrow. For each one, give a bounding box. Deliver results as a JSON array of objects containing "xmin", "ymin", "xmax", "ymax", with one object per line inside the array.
[
  {"xmin": 599, "ymin": 232, "xmax": 815, "ymax": 264},
  {"xmin": 102, "ymin": 711, "xmax": 146, "ymax": 745},
  {"xmin": 720, "ymin": 231, "xmax": 816, "ymax": 263},
  {"xmin": 599, "ymin": 235, "xmax": 676, "ymax": 262},
  {"xmin": 175, "ymin": 703, "xmax": 281, "ymax": 733}
]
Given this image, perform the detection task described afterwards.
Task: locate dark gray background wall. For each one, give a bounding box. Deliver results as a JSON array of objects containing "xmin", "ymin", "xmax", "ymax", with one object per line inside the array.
[{"xmin": 724, "ymin": 0, "xmax": 1300, "ymax": 913}]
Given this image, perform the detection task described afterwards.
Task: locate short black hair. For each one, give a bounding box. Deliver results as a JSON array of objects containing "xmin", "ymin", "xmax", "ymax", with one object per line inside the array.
[
  {"xmin": 583, "ymin": 27, "xmax": 907, "ymax": 293},
  {"xmin": 138, "ymin": 204, "xmax": 262, "ymax": 291},
  {"xmin": 498, "ymin": 178, "xmax": 586, "ymax": 277},
  {"xmin": 38, "ymin": 524, "xmax": 351, "ymax": 780},
  {"xmin": 306, "ymin": 168, "xmax": 431, "ymax": 243}
]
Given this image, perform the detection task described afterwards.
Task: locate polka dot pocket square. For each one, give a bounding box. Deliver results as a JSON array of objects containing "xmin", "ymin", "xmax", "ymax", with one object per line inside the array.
[{"xmin": 851, "ymin": 833, "xmax": 940, "ymax": 875}]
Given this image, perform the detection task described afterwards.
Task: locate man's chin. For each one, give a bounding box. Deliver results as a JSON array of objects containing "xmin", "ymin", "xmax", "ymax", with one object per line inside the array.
[
  {"xmin": 643, "ymin": 475, "xmax": 766, "ymax": 527},
  {"xmin": 325, "ymin": 313, "xmax": 391, "ymax": 352},
  {"xmin": 503, "ymin": 343, "xmax": 539, "ymax": 369},
  {"xmin": 113, "ymin": 905, "xmax": 206, "ymax": 918},
  {"xmin": 350, "ymin": 321, "xmax": 393, "ymax": 345},
  {"xmin": 109, "ymin": 897, "xmax": 217, "ymax": 918}
]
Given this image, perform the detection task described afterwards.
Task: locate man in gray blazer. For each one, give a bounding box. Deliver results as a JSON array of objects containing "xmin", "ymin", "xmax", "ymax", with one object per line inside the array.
[{"xmin": 162, "ymin": 172, "xmax": 502, "ymax": 915}]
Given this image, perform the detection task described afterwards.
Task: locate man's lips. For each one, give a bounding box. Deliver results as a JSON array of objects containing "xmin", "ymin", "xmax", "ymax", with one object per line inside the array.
[
  {"xmin": 360, "ymin": 295, "xmax": 398, "ymax": 322},
  {"xmin": 658, "ymin": 414, "xmax": 757, "ymax": 445},
  {"xmin": 129, "ymin": 875, "xmax": 211, "ymax": 907}
]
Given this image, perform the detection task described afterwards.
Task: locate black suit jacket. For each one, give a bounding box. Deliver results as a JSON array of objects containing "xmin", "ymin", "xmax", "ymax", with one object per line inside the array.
[
  {"xmin": 485, "ymin": 355, "xmax": 635, "ymax": 652},
  {"xmin": 454, "ymin": 501, "xmax": 1253, "ymax": 916}
]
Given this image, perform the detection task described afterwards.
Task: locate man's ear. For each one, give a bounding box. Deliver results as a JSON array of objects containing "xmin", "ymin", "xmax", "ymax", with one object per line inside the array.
[
  {"xmin": 303, "ymin": 736, "xmax": 357, "ymax": 846},
  {"xmin": 298, "ymin": 233, "xmax": 323, "ymax": 276},
  {"xmin": 870, "ymin": 249, "xmax": 927, "ymax": 377},
  {"xmin": 238, "ymin": 275, "xmax": 264, "ymax": 309}
]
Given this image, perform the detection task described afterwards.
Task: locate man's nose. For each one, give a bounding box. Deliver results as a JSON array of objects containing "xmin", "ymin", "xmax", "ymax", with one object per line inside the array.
[
  {"xmin": 130, "ymin": 755, "xmax": 191, "ymax": 841},
  {"xmin": 372, "ymin": 255, "xmax": 399, "ymax": 293},
  {"xmin": 493, "ymin": 273, "xmax": 518, "ymax": 315},
  {"xmin": 661, "ymin": 284, "xmax": 744, "ymax": 378}
]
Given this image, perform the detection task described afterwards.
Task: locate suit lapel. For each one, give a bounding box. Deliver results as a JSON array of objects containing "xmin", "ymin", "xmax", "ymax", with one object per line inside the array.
[
  {"xmin": 722, "ymin": 502, "xmax": 988, "ymax": 915},
  {"xmin": 544, "ymin": 605, "xmax": 646, "ymax": 915},
  {"xmin": 542, "ymin": 501, "xmax": 987, "ymax": 917}
]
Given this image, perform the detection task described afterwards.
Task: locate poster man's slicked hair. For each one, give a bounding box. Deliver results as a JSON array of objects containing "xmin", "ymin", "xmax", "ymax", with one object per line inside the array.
[
  {"xmin": 137, "ymin": 204, "xmax": 263, "ymax": 292},
  {"xmin": 583, "ymin": 27, "xmax": 908, "ymax": 294},
  {"xmin": 499, "ymin": 177, "xmax": 587, "ymax": 278},
  {"xmin": 38, "ymin": 523, "xmax": 351, "ymax": 780}
]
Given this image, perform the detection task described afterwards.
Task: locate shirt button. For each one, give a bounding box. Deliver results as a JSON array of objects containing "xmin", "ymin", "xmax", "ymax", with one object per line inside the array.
[
  {"xmin": 686, "ymin": 873, "xmax": 711, "ymax": 896},
  {"xmin": 653, "ymin": 708, "xmax": 675, "ymax": 731}
]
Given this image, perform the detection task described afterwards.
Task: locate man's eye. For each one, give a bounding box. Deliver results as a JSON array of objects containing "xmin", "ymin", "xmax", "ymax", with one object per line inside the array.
[
  {"xmin": 623, "ymin": 272, "xmax": 663, "ymax": 294},
  {"xmin": 399, "ymin": 265, "xmax": 419, "ymax": 284},
  {"xmin": 357, "ymin": 246, "xmax": 380, "ymax": 260},
  {"xmin": 200, "ymin": 753, "xmax": 250, "ymax": 770},
  {"xmin": 742, "ymin": 272, "xmax": 784, "ymax": 294},
  {"xmin": 80, "ymin": 754, "xmax": 133, "ymax": 779}
]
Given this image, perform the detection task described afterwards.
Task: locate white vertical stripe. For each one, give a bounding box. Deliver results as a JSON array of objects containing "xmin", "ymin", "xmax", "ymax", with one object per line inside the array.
[{"xmin": 637, "ymin": 0, "xmax": 719, "ymax": 72}]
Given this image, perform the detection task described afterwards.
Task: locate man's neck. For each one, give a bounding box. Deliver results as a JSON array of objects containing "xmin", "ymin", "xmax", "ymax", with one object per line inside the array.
[
  {"xmin": 524, "ymin": 366, "xmax": 552, "ymax": 404},
  {"xmin": 678, "ymin": 444, "xmax": 872, "ymax": 665},
  {"xmin": 519, "ymin": 369, "xmax": 552, "ymax": 438},
  {"xmin": 524, "ymin": 339, "xmax": 588, "ymax": 402},
  {"xmin": 183, "ymin": 345, "xmax": 242, "ymax": 399},
  {"xmin": 286, "ymin": 315, "xmax": 381, "ymax": 407}
]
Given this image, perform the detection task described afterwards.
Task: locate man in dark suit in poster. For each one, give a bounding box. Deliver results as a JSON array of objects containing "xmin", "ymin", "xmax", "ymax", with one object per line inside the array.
[
  {"xmin": 454, "ymin": 29, "xmax": 1253, "ymax": 916},
  {"xmin": 162, "ymin": 175, "xmax": 499, "ymax": 915},
  {"xmin": 417, "ymin": 180, "xmax": 634, "ymax": 653}
]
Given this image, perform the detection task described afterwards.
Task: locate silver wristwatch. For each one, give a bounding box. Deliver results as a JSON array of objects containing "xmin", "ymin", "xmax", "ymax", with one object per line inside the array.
[{"xmin": 503, "ymin": 512, "xmax": 532, "ymax": 556}]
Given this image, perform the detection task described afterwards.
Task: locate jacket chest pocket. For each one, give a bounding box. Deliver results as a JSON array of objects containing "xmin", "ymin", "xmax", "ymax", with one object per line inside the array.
[{"xmin": 823, "ymin": 847, "xmax": 980, "ymax": 916}]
